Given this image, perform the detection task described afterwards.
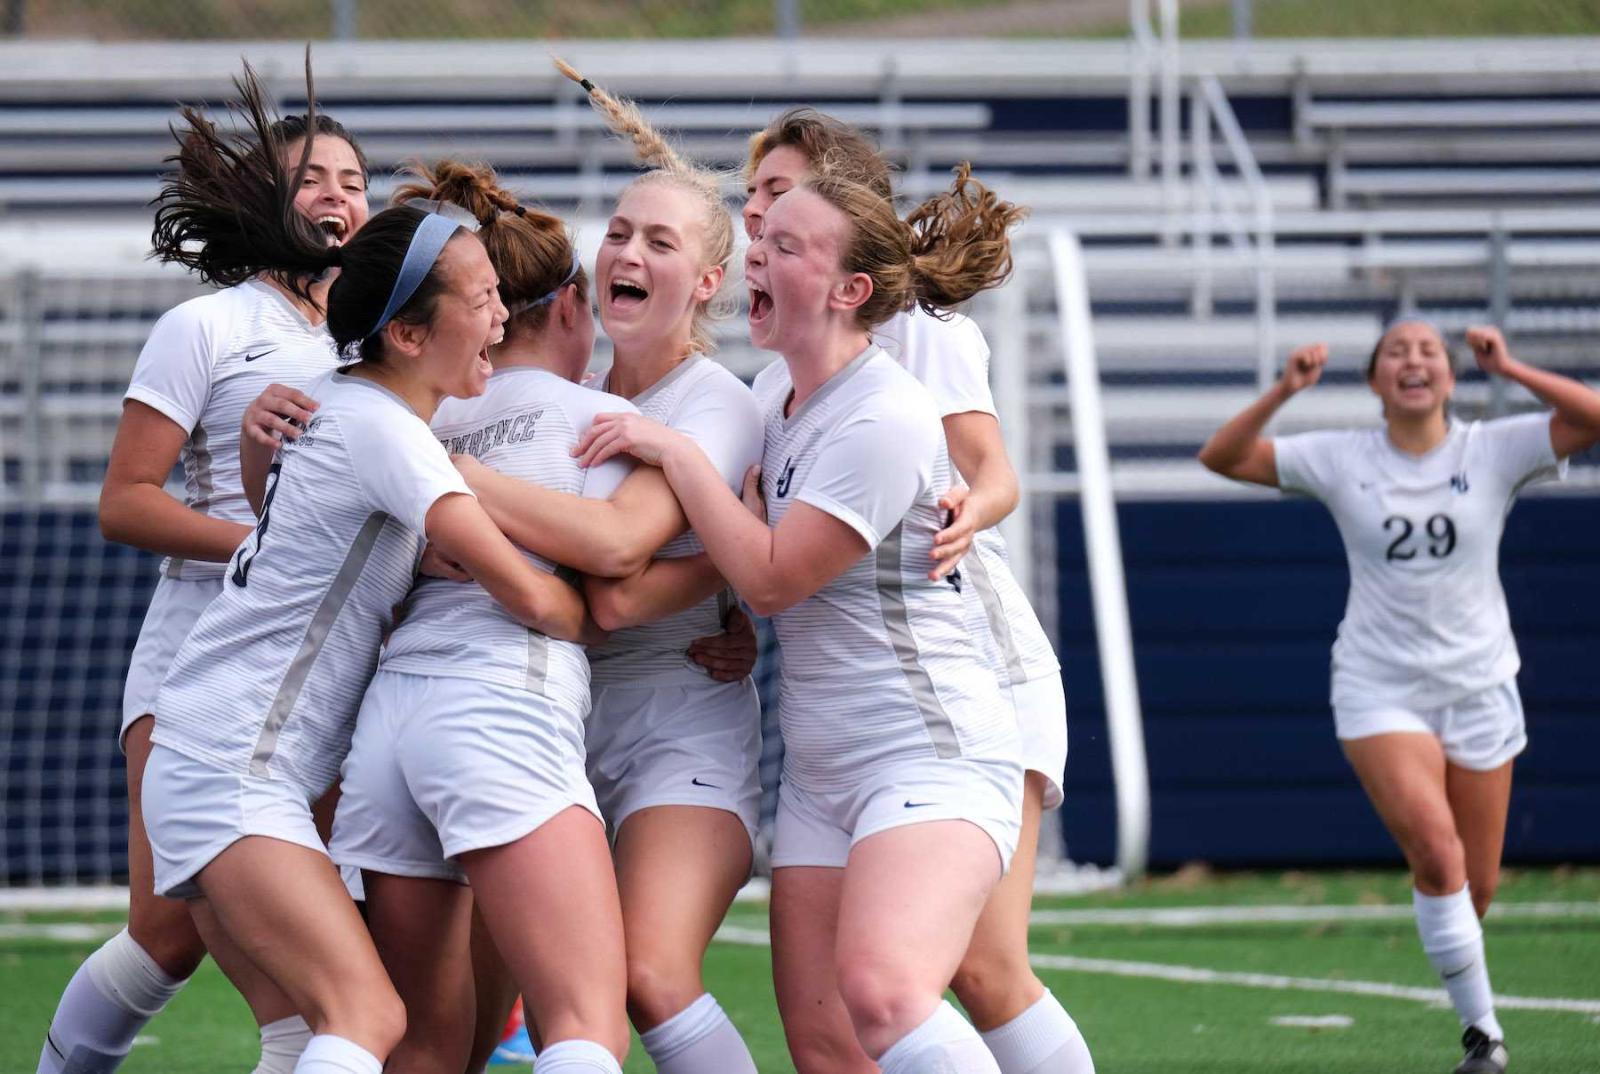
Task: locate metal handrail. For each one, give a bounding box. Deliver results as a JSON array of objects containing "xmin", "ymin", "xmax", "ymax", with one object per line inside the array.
[{"xmin": 1191, "ymin": 74, "xmax": 1278, "ymax": 390}]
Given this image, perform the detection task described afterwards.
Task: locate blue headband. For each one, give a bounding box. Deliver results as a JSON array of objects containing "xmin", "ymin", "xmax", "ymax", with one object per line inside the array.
[
  {"xmin": 366, "ymin": 212, "xmax": 462, "ymax": 339},
  {"xmin": 508, "ymin": 249, "xmax": 583, "ymax": 317}
]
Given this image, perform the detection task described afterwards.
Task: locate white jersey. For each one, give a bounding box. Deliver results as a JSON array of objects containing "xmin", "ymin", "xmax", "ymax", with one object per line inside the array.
[
  {"xmin": 874, "ymin": 307, "xmax": 1060, "ymax": 685},
  {"xmin": 379, "ymin": 367, "xmax": 635, "ymax": 712},
  {"xmin": 752, "ymin": 347, "xmax": 1016, "ymax": 792},
  {"xmin": 585, "ymin": 354, "xmax": 764, "ymax": 686},
  {"xmin": 1274, "ymin": 412, "xmax": 1566, "ymax": 709},
  {"xmin": 152, "ymin": 371, "xmax": 472, "ymax": 798},
  {"xmin": 123, "ymin": 280, "xmax": 343, "ymax": 580}
]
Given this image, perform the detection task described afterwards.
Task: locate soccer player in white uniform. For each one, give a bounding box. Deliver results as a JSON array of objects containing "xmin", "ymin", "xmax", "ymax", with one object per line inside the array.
[
  {"xmin": 325, "ymin": 162, "xmax": 632, "ymax": 1074},
  {"xmin": 123, "ymin": 78, "xmax": 596, "ymax": 1074},
  {"xmin": 37, "ymin": 104, "xmax": 371, "ymax": 1074},
  {"xmin": 576, "ymin": 168, "xmax": 1029, "ymax": 1074},
  {"xmin": 1199, "ymin": 321, "xmax": 1600, "ymax": 1074},
  {"xmin": 742, "ymin": 108, "xmax": 1094, "ymax": 1074},
  {"xmin": 441, "ymin": 64, "xmax": 766, "ymax": 1074}
]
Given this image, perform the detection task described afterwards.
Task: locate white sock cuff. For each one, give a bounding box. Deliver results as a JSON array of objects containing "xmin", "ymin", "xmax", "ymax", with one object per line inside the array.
[
  {"xmin": 639, "ymin": 993, "xmax": 726, "ymax": 1061},
  {"xmin": 980, "ymin": 989, "xmax": 1078, "ymax": 1067},
  {"xmin": 877, "ymin": 1000, "xmax": 973, "ymax": 1069},
  {"xmin": 260, "ymin": 1015, "xmax": 312, "ymax": 1046},
  {"xmin": 533, "ymin": 1038, "xmax": 622, "ymax": 1072},
  {"xmin": 85, "ymin": 928, "xmax": 186, "ymax": 1017},
  {"xmin": 1413, "ymin": 886, "xmax": 1482, "ymax": 955},
  {"xmin": 297, "ymin": 1034, "xmax": 382, "ymax": 1074}
]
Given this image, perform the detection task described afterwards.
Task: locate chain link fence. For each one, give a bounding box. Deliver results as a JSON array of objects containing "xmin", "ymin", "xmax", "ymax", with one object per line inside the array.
[{"xmin": 0, "ymin": 0, "xmax": 1083, "ymax": 41}]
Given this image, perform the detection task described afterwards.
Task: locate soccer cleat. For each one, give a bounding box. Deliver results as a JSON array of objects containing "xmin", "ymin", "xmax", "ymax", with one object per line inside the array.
[{"xmin": 1453, "ymin": 1026, "xmax": 1508, "ymax": 1074}]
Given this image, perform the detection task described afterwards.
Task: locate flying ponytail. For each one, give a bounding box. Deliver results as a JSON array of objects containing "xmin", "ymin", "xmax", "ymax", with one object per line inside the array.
[{"xmin": 553, "ymin": 57, "xmax": 735, "ymax": 355}]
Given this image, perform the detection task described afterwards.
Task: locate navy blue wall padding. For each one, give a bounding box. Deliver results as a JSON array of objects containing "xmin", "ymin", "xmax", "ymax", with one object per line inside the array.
[
  {"xmin": 2, "ymin": 499, "xmax": 1595, "ymax": 883},
  {"xmin": 1055, "ymin": 496, "xmax": 1600, "ymax": 868}
]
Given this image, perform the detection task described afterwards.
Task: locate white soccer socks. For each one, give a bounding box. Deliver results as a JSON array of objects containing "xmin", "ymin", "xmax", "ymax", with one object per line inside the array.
[
  {"xmin": 878, "ymin": 1001, "xmax": 1003, "ymax": 1074},
  {"xmin": 292, "ymin": 1035, "xmax": 381, "ymax": 1074},
  {"xmin": 979, "ymin": 990, "xmax": 1095, "ymax": 1074},
  {"xmin": 639, "ymin": 992, "xmax": 758, "ymax": 1074},
  {"xmin": 1414, "ymin": 886, "xmax": 1505, "ymax": 1042},
  {"xmin": 253, "ymin": 1015, "xmax": 313, "ymax": 1074},
  {"xmin": 532, "ymin": 1038, "xmax": 623, "ymax": 1073},
  {"xmin": 37, "ymin": 927, "xmax": 186, "ymax": 1074}
]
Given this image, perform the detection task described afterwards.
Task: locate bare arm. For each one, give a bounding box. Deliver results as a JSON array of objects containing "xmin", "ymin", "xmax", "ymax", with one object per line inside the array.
[
  {"xmin": 99, "ymin": 400, "xmax": 253, "ymax": 560},
  {"xmin": 240, "ymin": 384, "xmax": 320, "ymax": 514},
  {"xmin": 1469, "ymin": 326, "xmax": 1600, "ymax": 459},
  {"xmin": 456, "ymin": 457, "xmax": 688, "ymax": 578},
  {"xmin": 576, "ymin": 414, "xmax": 867, "ymax": 617},
  {"xmin": 930, "ymin": 410, "xmax": 1020, "ymax": 580},
  {"xmin": 1197, "ymin": 343, "xmax": 1329, "ymax": 487},
  {"xmin": 583, "ymin": 553, "xmax": 728, "ymax": 632},
  {"xmin": 424, "ymin": 493, "xmax": 599, "ymax": 644}
]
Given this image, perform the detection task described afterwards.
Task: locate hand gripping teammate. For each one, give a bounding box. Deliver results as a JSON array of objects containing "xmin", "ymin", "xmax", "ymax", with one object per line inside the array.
[
  {"xmin": 577, "ymin": 169, "xmax": 1028, "ymax": 1073},
  {"xmin": 741, "ymin": 108, "xmax": 1093, "ymax": 1074},
  {"xmin": 1199, "ymin": 321, "xmax": 1600, "ymax": 1074},
  {"xmin": 38, "ymin": 73, "xmax": 371, "ymax": 1074},
  {"xmin": 322, "ymin": 159, "xmax": 631, "ymax": 1074},
  {"xmin": 130, "ymin": 69, "xmax": 595, "ymax": 1074},
  {"xmin": 440, "ymin": 62, "xmax": 768, "ymax": 1074}
]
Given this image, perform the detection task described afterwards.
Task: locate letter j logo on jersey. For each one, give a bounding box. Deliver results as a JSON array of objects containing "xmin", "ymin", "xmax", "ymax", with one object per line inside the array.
[
  {"xmin": 774, "ymin": 456, "xmax": 796, "ymax": 498},
  {"xmin": 1451, "ymin": 472, "xmax": 1470, "ymax": 494}
]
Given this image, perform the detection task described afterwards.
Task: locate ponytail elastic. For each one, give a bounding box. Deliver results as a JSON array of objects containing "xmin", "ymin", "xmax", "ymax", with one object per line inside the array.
[
  {"xmin": 367, "ymin": 213, "xmax": 461, "ymax": 338},
  {"xmin": 508, "ymin": 249, "xmax": 582, "ymax": 316}
]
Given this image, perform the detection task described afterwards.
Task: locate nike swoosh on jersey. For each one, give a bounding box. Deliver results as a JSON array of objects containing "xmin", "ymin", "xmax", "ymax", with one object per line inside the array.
[
  {"xmin": 243, "ymin": 348, "xmax": 278, "ymax": 362},
  {"xmin": 691, "ymin": 776, "xmax": 723, "ymax": 789},
  {"xmin": 903, "ymin": 800, "xmax": 936, "ymax": 808}
]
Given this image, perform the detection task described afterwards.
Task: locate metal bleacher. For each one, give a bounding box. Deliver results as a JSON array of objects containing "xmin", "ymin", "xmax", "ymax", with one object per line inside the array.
[{"xmin": 3, "ymin": 34, "xmax": 1600, "ymax": 508}]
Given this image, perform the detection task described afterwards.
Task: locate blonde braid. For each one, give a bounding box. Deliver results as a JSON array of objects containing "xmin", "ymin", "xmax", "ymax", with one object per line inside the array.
[{"xmin": 551, "ymin": 56, "xmax": 735, "ymax": 355}]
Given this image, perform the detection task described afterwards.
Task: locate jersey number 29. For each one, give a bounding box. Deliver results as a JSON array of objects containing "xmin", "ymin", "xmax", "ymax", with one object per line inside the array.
[
  {"xmin": 1383, "ymin": 513, "xmax": 1457, "ymax": 562},
  {"xmin": 231, "ymin": 462, "xmax": 282, "ymax": 588}
]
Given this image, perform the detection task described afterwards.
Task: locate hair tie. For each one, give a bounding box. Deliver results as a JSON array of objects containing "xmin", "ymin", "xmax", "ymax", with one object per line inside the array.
[
  {"xmin": 366, "ymin": 212, "xmax": 461, "ymax": 339},
  {"xmin": 512, "ymin": 204, "xmax": 528, "ymax": 217},
  {"xmin": 579, "ymin": 77, "xmax": 595, "ymax": 93},
  {"xmin": 507, "ymin": 248, "xmax": 582, "ymax": 316}
]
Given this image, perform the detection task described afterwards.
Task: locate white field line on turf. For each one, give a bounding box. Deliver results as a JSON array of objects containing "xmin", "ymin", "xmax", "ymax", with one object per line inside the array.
[
  {"xmin": 1028, "ymin": 901, "xmax": 1600, "ymax": 928},
  {"xmin": 710, "ymin": 926, "xmax": 1600, "ymax": 1016}
]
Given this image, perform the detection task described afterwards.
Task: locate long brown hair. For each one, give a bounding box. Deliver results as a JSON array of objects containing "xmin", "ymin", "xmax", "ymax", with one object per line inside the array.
[
  {"xmin": 806, "ymin": 164, "xmax": 1026, "ymax": 329},
  {"xmin": 392, "ymin": 159, "xmax": 585, "ymax": 337},
  {"xmin": 149, "ymin": 60, "xmax": 469, "ymax": 365},
  {"xmin": 553, "ymin": 57, "xmax": 734, "ymax": 355},
  {"xmin": 747, "ymin": 107, "xmax": 893, "ymax": 198}
]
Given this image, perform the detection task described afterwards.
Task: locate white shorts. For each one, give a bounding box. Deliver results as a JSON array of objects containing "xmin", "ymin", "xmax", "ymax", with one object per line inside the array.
[
  {"xmin": 586, "ymin": 678, "xmax": 762, "ymax": 845},
  {"xmin": 1334, "ymin": 679, "xmax": 1527, "ymax": 772},
  {"xmin": 1012, "ymin": 673, "xmax": 1067, "ymax": 810},
  {"xmin": 771, "ymin": 755, "xmax": 1024, "ymax": 874},
  {"xmin": 331, "ymin": 671, "xmax": 600, "ymax": 883},
  {"xmin": 141, "ymin": 743, "xmax": 327, "ymax": 899},
  {"xmin": 121, "ymin": 574, "xmax": 222, "ymax": 747}
]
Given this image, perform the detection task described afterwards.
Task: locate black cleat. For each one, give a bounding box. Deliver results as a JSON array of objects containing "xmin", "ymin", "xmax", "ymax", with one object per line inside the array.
[{"xmin": 1454, "ymin": 1026, "xmax": 1508, "ymax": 1074}]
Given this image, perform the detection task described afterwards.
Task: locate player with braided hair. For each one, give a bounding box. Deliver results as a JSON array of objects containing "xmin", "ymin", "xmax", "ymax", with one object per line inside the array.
[{"xmin": 444, "ymin": 62, "xmax": 766, "ymax": 1074}]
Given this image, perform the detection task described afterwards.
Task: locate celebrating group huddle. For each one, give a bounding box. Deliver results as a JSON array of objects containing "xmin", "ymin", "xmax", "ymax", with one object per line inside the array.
[
  {"xmin": 38, "ymin": 48, "xmax": 1600, "ymax": 1074},
  {"xmin": 40, "ymin": 58, "xmax": 1087, "ymax": 1074}
]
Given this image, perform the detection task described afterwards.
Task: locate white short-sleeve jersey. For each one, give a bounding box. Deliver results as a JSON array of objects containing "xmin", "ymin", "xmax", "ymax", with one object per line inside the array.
[
  {"xmin": 379, "ymin": 367, "xmax": 636, "ymax": 710},
  {"xmin": 1274, "ymin": 412, "xmax": 1566, "ymax": 708},
  {"xmin": 152, "ymin": 371, "xmax": 472, "ymax": 798},
  {"xmin": 752, "ymin": 347, "xmax": 1016, "ymax": 792},
  {"xmin": 585, "ymin": 355, "xmax": 765, "ymax": 686},
  {"xmin": 874, "ymin": 307, "xmax": 1061, "ymax": 685},
  {"xmin": 123, "ymin": 281, "xmax": 343, "ymax": 580}
]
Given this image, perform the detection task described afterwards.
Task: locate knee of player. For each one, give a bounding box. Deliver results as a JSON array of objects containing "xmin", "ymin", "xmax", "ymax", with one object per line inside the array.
[
  {"xmin": 624, "ymin": 954, "xmax": 703, "ymax": 1029},
  {"xmin": 124, "ymin": 913, "xmax": 206, "ymax": 981},
  {"xmin": 833, "ymin": 953, "xmax": 928, "ymax": 1041},
  {"xmin": 331, "ymin": 989, "xmax": 407, "ymax": 1057},
  {"xmin": 1409, "ymin": 830, "xmax": 1467, "ymax": 893},
  {"xmin": 1469, "ymin": 873, "xmax": 1499, "ymax": 917},
  {"xmin": 781, "ymin": 1018, "xmax": 869, "ymax": 1074},
  {"xmin": 948, "ymin": 949, "xmax": 1037, "ymax": 1022}
]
